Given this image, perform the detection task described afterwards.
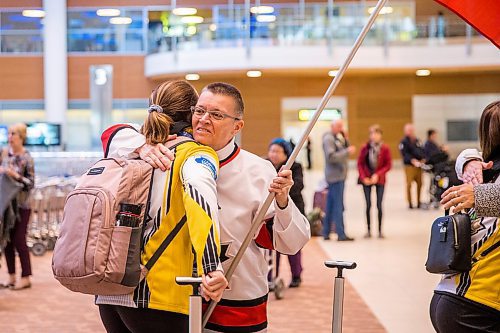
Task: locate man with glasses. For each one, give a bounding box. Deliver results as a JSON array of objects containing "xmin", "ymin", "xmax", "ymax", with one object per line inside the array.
[{"xmin": 102, "ymin": 82, "xmax": 310, "ymax": 333}]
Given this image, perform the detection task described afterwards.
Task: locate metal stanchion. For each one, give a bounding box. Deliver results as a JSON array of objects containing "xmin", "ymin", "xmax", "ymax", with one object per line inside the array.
[
  {"xmin": 176, "ymin": 277, "xmax": 204, "ymax": 333},
  {"xmin": 325, "ymin": 261, "xmax": 357, "ymax": 333}
]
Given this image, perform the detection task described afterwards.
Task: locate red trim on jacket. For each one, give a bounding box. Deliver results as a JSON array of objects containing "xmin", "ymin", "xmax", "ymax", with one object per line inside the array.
[
  {"xmin": 255, "ymin": 219, "xmax": 274, "ymax": 250},
  {"xmin": 220, "ymin": 146, "xmax": 241, "ymax": 167},
  {"xmin": 357, "ymin": 142, "xmax": 392, "ymax": 185},
  {"xmin": 203, "ymin": 298, "xmax": 267, "ymax": 328}
]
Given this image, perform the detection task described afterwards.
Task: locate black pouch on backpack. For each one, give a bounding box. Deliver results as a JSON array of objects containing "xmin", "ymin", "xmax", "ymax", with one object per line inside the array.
[{"xmin": 425, "ymin": 212, "xmax": 471, "ymax": 274}]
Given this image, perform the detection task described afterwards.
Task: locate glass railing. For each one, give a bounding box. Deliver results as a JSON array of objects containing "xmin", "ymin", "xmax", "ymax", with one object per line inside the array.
[
  {"xmin": 0, "ymin": 2, "xmax": 489, "ymax": 55},
  {"xmin": 147, "ymin": 2, "xmax": 487, "ymax": 56}
]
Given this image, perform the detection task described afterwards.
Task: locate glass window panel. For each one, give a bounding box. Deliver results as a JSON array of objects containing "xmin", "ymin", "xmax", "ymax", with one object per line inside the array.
[
  {"xmin": 68, "ymin": 31, "xmax": 117, "ymax": 52},
  {"xmin": 67, "ymin": 9, "xmax": 144, "ymax": 53},
  {"xmin": 68, "ymin": 11, "xmax": 111, "ymax": 29},
  {"xmin": 1, "ymin": 34, "xmax": 43, "ymax": 52},
  {"xmin": 0, "ymin": 12, "xmax": 43, "ymax": 30},
  {"xmin": 125, "ymin": 32, "xmax": 144, "ymax": 51}
]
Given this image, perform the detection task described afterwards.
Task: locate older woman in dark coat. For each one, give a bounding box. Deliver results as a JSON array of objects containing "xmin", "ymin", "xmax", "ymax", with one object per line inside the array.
[{"xmin": 267, "ymin": 138, "xmax": 305, "ymax": 287}]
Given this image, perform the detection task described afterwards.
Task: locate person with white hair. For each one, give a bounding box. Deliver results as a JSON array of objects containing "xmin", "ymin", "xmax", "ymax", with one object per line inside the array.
[
  {"xmin": 322, "ymin": 119, "xmax": 356, "ymax": 241},
  {"xmin": 399, "ymin": 123, "xmax": 426, "ymax": 209}
]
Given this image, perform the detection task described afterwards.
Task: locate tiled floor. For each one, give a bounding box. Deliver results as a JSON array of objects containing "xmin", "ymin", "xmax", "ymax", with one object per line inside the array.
[
  {"xmin": 0, "ymin": 166, "xmax": 440, "ymax": 332},
  {"xmin": 303, "ymin": 165, "xmax": 441, "ymax": 333}
]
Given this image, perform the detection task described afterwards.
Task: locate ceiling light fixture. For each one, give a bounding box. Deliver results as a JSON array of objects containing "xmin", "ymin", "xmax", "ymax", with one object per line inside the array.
[
  {"xmin": 247, "ymin": 70, "xmax": 262, "ymax": 78},
  {"xmin": 172, "ymin": 7, "xmax": 198, "ymax": 16},
  {"xmin": 181, "ymin": 16, "xmax": 204, "ymax": 24},
  {"xmin": 22, "ymin": 9, "xmax": 45, "ymax": 18},
  {"xmin": 256, "ymin": 15, "xmax": 276, "ymax": 23},
  {"xmin": 416, "ymin": 69, "xmax": 431, "ymax": 76},
  {"xmin": 185, "ymin": 73, "xmax": 200, "ymax": 81},
  {"xmin": 328, "ymin": 70, "xmax": 339, "ymax": 77},
  {"xmin": 109, "ymin": 17, "xmax": 132, "ymax": 25},
  {"xmin": 96, "ymin": 9, "xmax": 121, "ymax": 17},
  {"xmin": 250, "ymin": 6, "xmax": 275, "ymax": 14}
]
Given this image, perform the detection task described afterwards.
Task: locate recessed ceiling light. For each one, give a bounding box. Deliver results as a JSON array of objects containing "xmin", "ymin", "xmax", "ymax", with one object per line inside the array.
[
  {"xmin": 328, "ymin": 70, "xmax": 339, "ymax": 77},
  {"xmin": 110, "ymin": 17, "xmax": 132, "ymax": 25},
  {"xmin": 185, "ymin": 73, "xmax": 200, "ymax": 81},
  {"xmin": 247, "ymin": 70, "xmax": 262, "ymax": 78},
  {"xmin": 181, "ymin": 16, "xmax": 204, "ymax": 24},
  {"xmin": 250, "ymin": 6, "xmax": 275, "ymax": 14},
  {"xmin": 416, "ymin": 69, "xmax": 431, "ymax": 76},
  {"xmin": 368, "ymin": 6, "xmax": 394, "ymax": 15},
  {"xmin": 256, "ymin": 15, "xmax": 276, "ymax": 23},
  {"xmin": 172, "ymin": 8, "xmax": 198, "ymax": 16},
  {"xmin": 22, "ymin": 10, "xmax": 45, "ymax": 18},
  {"xmin": 96, "ymin": 9, "xmax": 121, "ymax": 17}
]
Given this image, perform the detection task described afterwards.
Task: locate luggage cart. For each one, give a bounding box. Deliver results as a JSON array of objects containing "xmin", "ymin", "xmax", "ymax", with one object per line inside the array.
[
  {"xmin": 28, "ymin": 178, "xmax": 76, "ymax": 256},
  {"xmin": 267, "ymin": 249, "xmax": 285, "ymax": 300}
]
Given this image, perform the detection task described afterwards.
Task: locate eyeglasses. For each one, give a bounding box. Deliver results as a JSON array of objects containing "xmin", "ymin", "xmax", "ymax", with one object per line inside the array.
[{"xmin": 190, "ymin": 106, "xmax": 241, "ymax": 121}]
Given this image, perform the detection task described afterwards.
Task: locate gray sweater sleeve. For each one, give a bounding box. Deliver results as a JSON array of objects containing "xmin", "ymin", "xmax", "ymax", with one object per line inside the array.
[{"xmin": 474, "ymin": 183, "xmax": 500, "ymax": 217}]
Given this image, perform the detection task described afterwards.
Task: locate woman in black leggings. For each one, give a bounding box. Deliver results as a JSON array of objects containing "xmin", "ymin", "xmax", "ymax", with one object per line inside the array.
[
  {"xmin": 99, "ymin": 305, "xmax": 188, "ymax": 333},
  {"xmin": 357, "ymin": 125, "xmax": 392, "ymax": 238}
]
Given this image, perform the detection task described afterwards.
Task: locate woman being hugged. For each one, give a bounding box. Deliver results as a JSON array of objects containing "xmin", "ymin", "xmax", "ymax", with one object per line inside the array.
[
  {"xmin": 430, "ymin": 101, "xmax": 500, "ymax": 333},
  {"xmin": 97, "ymin": 80, "xmax": 226, "ymax": 333}
]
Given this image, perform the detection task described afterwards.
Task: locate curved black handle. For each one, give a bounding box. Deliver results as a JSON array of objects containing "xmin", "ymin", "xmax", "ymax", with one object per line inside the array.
[{"xmin": 325, "ymin": 260, "xmax": 357, "ymax": 278}]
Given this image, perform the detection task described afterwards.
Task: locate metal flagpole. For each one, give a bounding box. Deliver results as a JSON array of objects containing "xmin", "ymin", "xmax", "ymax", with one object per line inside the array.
[{"xmin": 202, "ymin": 0, "xmax": 388, "ymax": 327}]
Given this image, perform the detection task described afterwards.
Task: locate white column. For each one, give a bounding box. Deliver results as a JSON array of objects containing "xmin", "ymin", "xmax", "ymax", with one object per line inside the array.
[{"xmin": 43, "ymin": 0, "xmax": 67, "ymax": 128}]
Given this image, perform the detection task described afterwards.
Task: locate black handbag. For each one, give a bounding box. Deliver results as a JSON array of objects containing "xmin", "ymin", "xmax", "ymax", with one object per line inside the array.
[{"xmin": 425, "ymin": 212, "xmax": 471, "ymax": 274}]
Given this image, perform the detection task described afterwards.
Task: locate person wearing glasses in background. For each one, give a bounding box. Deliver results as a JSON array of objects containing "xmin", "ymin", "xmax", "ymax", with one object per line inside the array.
[{"xmin": 102, "ymin": 82, "xmax": 310, "ymax": 333}]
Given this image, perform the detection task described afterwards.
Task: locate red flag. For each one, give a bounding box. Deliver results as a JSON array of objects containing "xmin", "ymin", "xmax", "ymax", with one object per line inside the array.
[{"xmin": 435, "ymin": 0, "xmax": 500, "ymax": 48}]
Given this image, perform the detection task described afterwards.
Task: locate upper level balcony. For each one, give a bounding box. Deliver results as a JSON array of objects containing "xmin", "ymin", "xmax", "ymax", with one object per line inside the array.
[{"xmin": 144, "ymin": 2, "xmax": 499, "ymax": 78}]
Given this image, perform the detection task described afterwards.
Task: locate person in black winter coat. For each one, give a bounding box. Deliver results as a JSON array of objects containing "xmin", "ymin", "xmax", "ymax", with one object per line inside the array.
[{"xmin": 267, "ymin": 138, "xmax": 305, "ymax": 288}]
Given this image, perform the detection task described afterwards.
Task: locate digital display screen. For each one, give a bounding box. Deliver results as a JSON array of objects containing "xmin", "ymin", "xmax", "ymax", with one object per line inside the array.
[
  {"xmin": 447, "ymin": 120, "xmax": 478, "ymax": 142},
  {"xmin": 0, "ymin": 125, "xmax": 7, "ymax": 145},
  {"xmin": 26, "ymin": 123, "xmax": 61, "ymax": 146}
]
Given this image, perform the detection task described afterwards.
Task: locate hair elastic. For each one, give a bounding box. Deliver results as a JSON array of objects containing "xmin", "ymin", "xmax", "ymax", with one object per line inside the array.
[{"xmin": 148, "ymin": 104, "xmax": 163, "ymax": 114}]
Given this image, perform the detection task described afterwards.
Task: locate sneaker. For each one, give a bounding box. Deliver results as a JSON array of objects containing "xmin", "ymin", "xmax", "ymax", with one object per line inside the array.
[
  {"xmin": 378, "ymin": 233, "xmax": 385, "ymax": 239},
  {"xmin": 338, "ymin": 236, "xmax": 354, "ymax": 242},
  {"xmin": 364, "ymin": 232, "xmax": 371, "ymax": 239},
  {"xmin": 323, "ymin": 236, "xmax": 331, "ymax": 241},
  {"xmin": 289, "ymin": 277, "xmax": 301, "ymax": 288}
]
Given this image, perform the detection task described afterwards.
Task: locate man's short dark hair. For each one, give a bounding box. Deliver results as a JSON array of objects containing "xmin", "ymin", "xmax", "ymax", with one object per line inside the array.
[
  {"xmin": 427, "ymin": 129, "xmax": 436, "ymax": 139},
  {"xmin": 202, "ymin": 82, "xmax": 244, "ymax": 117}
]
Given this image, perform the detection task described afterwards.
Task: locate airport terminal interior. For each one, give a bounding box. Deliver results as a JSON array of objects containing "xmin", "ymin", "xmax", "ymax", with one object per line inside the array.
[{"xmin": 1, "ymin": 0, "xmax": 499, "ymax": 332}]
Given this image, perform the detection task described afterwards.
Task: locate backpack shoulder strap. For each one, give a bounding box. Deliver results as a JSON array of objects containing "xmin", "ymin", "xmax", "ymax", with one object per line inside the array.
[
  {"xmin": 144, "ymin": 215, "xmax": 187, "ymax": 271},
  {"xmin": 165, "ymin": 136, "xmax": 194, "ymax": 150}
]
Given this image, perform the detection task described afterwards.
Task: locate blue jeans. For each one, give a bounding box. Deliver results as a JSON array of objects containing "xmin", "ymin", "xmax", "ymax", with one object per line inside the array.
[{"xmin": 323, "ymin": 181, "xmax": 346, "ymax": 239}]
